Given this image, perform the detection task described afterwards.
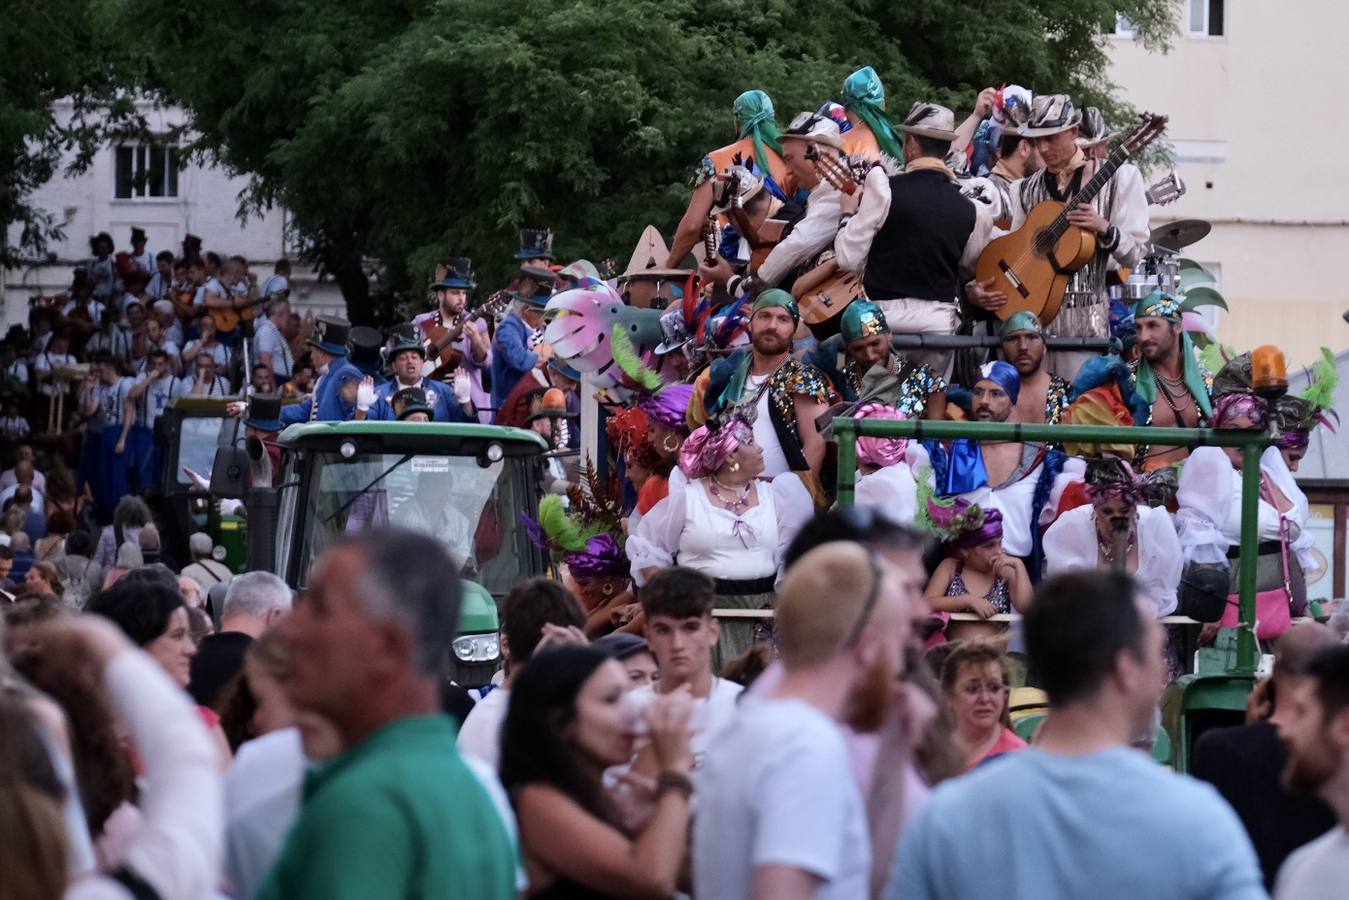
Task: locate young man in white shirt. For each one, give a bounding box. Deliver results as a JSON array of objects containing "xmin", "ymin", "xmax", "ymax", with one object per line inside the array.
[
  {"xmin": 1273, "ymin": 644, "xmax": 1349, "ymax": 899},
  {"xmin": 695, "ymin": 541, "xmax": 913, "ymax": 900},
  {"xmin": 630, "ymin": 567, "xmax": 742, "ymax": 771}
]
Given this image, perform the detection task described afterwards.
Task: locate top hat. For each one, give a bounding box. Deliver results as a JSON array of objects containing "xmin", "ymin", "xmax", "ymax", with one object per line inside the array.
[
  {"xmin": 898, "ymin": 102, "xmax": 958, "ymax": 142},
  {"xmin": 347, "ymin": 326, "xmax": 385, "ymax": 375},
  {"xmin": 307, "ymin": 316, "xmax": 351, "ymax": 356},
  {"xmin": 432, "ymin": 257, "xmax": 476, "ymax": 290},
  {"xmin": 1019, "ymin": 95, "xmax": 1083, "ymax": 138},
  {"xmin": 391, "ymin": 387, "xmax": 434, "ymax": 420},
  {"xmin": 781, "ymin": 111, "xmax": 846, "ymax": 151},
  {"xmin": 130, "ymin": 227, "xmax": 147, "ymax": 244},
  {"xmin": 385, "ymin": 323, "xmax": 426, "ymax": 362},
  {"xmin": 516, "ymin": 229, "xmax": 555, "ymax": 261},
  {"xmin": 244, "ymin": 393, "xmax": 284, "ymax": 432}
]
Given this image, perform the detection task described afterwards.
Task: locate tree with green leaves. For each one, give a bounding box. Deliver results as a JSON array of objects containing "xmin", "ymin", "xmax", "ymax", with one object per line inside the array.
[
  {"xmin": 0, "ymin": 0, "xmax": 144, "ymax": 264},
  {"xmin": 85, "ymin": 0, "xmax": 1173, "ymax": 321}
]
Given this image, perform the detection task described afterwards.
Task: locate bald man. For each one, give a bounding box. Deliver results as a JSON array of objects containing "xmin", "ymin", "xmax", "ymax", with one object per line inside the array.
[
  {"xmin": 694, "ymin": 541, "xmax": 911, "ymax": 900},
  {"xmin": 1191, "ymin": 622, "xmax": 1340, "ymax": 889}
]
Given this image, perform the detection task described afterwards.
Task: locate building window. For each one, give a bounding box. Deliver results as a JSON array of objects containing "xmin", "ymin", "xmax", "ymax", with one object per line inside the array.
[
  {"xmin": 114, "ymin": 143, "xmax": 180, "ymax": 200},
  {"xmin": 1113, "ymin": 13, "xmax": 1136, "ymax": 37},
  {"xmin": 1187, "ymin": 0, "xmax": 1224, "ymax": 36}
]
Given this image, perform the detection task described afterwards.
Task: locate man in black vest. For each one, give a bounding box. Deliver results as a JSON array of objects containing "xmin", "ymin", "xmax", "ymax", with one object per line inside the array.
[{"xmin": 833, "ymin": 102, "xmax": 994, "ymax": 377}]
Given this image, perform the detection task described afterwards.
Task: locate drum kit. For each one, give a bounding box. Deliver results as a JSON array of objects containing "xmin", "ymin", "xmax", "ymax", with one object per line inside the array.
[{"xmin": 1120, "ymin": 219, "xmax": 1213, "ymax": 303}]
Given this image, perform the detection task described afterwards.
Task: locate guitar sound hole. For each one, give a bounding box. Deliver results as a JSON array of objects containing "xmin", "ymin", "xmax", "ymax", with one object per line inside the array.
[{"xmin": 1032, "ymin": 229, "xmax": 1054, "ymax": 257}]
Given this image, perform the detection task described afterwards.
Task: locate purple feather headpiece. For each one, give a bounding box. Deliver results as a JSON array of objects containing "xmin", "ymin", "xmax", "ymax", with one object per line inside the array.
[
  {"xmin": 639, "ymin": 383, "xmax": 693, "ymax": 434},
  {"xmin": 950, "ymin": 506, "xmax": 1003, "ymax": 551},
  {"xmin": 921, "ymin": 495, "xmax": 1002, "ymax": 550},
  {"xmin": 563, "ymin": 533, "xmax": 628, "ymax": 579}
]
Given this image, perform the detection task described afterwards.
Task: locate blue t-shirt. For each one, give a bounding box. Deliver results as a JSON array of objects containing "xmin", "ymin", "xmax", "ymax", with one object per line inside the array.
[{"xmin": 891, "ymin": 746, "xmax": 1267, "ymax": 900}]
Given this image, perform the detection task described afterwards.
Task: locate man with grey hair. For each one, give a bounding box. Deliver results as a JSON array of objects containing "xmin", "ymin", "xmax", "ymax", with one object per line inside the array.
[
  {"xmin": 261, "ymin": 529, "xmax": 517, "ymax": 899},
  {"xmin": 254, "ymin": 296, "xmax": 294, "ymax": 382},
  {"xmin": 188, "ymin": 570, "xmax": 292, "ymax": 708},
  {"xmin": 490, "ymin": 293, "xmax": 552, "ymax": 416},
  {"xmin": 181, "ymin": 531, "xmax": 233, "ymax": 596}
]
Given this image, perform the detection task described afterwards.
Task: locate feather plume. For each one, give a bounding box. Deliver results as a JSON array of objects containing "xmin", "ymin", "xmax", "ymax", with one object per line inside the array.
[
  {"xmin": 1299, "ymin": 346, "xmax": 1340, "ymax": 416},
  {"xmin": 537, "ymin": 494, "xmax": 601, "ymax": 553},
  {"xmin": 914, "ymin": 467, "xmax": 983, "ymax": 541},
  {"xmin": 611, "ymin": 326, "xmax": 663, "ymax": 391},
  {"xmin": 1199, "ymin": 342, "xmax": 1235, "ymax": 376},
  {"xmin": 1177, "ymin": 285, "xmax": 1227, "ymax": 314}
]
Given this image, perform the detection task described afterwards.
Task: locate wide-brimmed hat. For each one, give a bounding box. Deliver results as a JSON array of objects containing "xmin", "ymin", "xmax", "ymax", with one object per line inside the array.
[
  {"xmin": 432, "ymin": 257, "xmax": 475, "ymax": 290},
  {"xmin": 392, "ymin": 387, "xmax": 434, "ymax": 420},
  {"xmin": 307, "ymin": 316, "xmax": 351, "ymax": 356},
  {"xmin": 516, "ymin": 229, "xmax": 555, "ymax": 261},
  {"xmin": 548, "ymin": 358, "xmax": 582, "ymax": 382},
  {"xmin": 655, "ymin": 307, "xmax": 693, "ymax": 355},
  {"xmin": 898, "ymin": 102, "xmax": 958, "ymax": 142},
  {"xmin": 348, "ymin": 326, "xmax": 385, "ymax": 375},
  {"xmin": 619, "ymin": 225, "xmax": 690, "ymax": 281},
  {"xmin": 244, "ymin": 393, "xmax": 284, "ymax": 432},
  {"xmin": 1076, "ymin": 107, "xmax": 1113, "ymax": 147},
  {"xmin": 1019, "ymin": 94, "xmax": 1082, "ymax": 138},
  {"xmin": 781, "ymin": 111, "xmax": 846, "ymax": 152}
]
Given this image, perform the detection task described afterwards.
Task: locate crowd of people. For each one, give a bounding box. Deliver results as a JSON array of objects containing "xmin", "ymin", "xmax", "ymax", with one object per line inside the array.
[{"xmin": 1, "ymin": 63, "xmax": 1348, "ymax": 900}]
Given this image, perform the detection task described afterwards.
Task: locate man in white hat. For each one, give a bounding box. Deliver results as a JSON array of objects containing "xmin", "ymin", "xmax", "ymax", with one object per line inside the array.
[
  {"xmin": 833, "ymin": 101, "xmax": 996, "ymax": 377},
  {"xmin": 989, "ymin": 94, "xmax": 1149, "ymax": 380},
  {"xmin": 702, "ymin": 111, "xmax": 847, "ymax": 297}
]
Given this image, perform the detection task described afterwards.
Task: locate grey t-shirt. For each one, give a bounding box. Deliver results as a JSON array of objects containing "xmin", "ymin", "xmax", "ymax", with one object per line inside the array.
[{"xmin": 1274, "ymin": 826, "xmax": 1349, "ymax": 900}]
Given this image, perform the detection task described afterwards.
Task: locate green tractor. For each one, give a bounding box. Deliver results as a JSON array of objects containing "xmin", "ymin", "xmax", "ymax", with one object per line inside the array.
[{"xmin": 206, "ymin": 420, "xmax": 553, "ymax": 688}]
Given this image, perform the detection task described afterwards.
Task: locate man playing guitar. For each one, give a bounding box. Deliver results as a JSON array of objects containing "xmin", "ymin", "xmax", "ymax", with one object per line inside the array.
[
  {"xmin": 412, "ymin": 258, "xmax": 493, "ymax": 423},
  {"xmin": 973, "ymin": 95, "xmax": 1149, "ymax": 381}
]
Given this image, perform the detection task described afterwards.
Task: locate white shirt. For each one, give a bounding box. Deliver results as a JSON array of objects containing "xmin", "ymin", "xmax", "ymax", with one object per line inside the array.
[
  {"xmin": 694, "ymin": 698, "xmax": 869, "ymax": 900},
  {"xmin": 745, "ymin": 374, "xmax": 790, "ymax": 477},
  {"xmin": 1176, "ymin": 446, "xmax": 1300, "ymax": 565},
  {"xmin": 35, "ymin": 350, "xmax": 77, "ymax": 396},
  {"xmin": 626, "ymin": 472, "xmax": 813, "ymax": 587},
  {"xmin": 1043, "ymin": 504, "xmax": 1183, "ymax": 617},
  {"xmin": 1274, "ymin": 825, "xmax": 1349, "ymax": 900},
  {"xmin": 1008, "ymin": 159, "xmax": 1151, "ymax": 271},
  {"xmin": 630, "ymin": 677, "xmax": 743, "ymax": 768},
  {"xmin": 0, "ymin": 483, "xmax": 43, "ymax": 513},
  {"xmin": 253, "ymin": 318, "xmax": 293, "ymax": 379},
  {"xmin": 756, "ymin": 181, "xmax": 844, "ymax": 287},
  {"xmin": 457, "ymin": 686, "xmax": 510, "ymax": 769},
  {"xmin": 856, "ymin": 464, "xmax": 918, "ymax": 525},
  {"xmin": 0, "ymin": 415, "xmax": 30, "ymax": 440}
]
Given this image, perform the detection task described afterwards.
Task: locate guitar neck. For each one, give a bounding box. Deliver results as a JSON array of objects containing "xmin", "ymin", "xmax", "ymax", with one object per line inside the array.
[{"xmin": 1049, "ymin": 147, "xmax": 1129, "ymax": 239}]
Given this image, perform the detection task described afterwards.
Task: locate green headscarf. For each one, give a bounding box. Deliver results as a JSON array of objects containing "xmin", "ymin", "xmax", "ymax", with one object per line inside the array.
[
  {"xmin": 841, "ymin": 66, "xmax": 904, "ymax": 160},
  {"xmin": 1132, "ymin": 291, "xmax": 1213, "ymax": 418},
  {"xmin": 734, "ymin": 90, "xmax": 785, "ymax": 176},
  {"xmin": 840, "ymin": 301, "xmax": 888, "ymax": 343},
  {"xmin": 999, "ymin": 311, "xmax": 1043, "ymax": 339},
  {"xmin": 751, "ymin": 288, "xmax": 799, "ymax": 325}
]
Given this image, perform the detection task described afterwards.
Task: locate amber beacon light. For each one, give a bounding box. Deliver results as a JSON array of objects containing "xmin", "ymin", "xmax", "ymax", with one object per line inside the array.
[{"xmin": 1250, "ymin": 344, "xmax": 1288, "ymax": 399}]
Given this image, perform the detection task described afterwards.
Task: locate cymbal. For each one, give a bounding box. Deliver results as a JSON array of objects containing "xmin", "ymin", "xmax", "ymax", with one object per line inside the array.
[{"xmin": 1149, "ymin": 219, "xmax": 1211, "ymax": 251}]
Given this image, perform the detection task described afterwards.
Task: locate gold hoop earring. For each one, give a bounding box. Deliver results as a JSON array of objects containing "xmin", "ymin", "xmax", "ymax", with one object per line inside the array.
[{"xmin": 662, "ymin": 434, "xmax": 680, "ymax": 453}]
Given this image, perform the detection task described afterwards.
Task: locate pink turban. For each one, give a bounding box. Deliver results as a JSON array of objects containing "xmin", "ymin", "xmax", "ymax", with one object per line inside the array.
[
  {"xmin": 855, "ymin": 403, "xmax": 908, "ymax": 469},
  {"xmin": 678, "ymin": 416, "xmax": 754, "ymax": 480}
]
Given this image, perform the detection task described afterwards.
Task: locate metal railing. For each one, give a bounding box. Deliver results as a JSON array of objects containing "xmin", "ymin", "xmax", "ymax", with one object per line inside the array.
[{"xmin": 832, "ymin": 418, "xmax": 1274, "ymax": 674}]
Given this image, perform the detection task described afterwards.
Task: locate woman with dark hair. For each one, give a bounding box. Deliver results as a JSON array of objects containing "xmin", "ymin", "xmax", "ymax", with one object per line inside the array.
[
  {"xmin": 37, "ymin": 507, "xmax": 77, "ymax": 562},
  {"xmin": 938, "ymin": 640, "xmax": 1027, "ymax": 772},
  {"xmin": 86, "ymin": 577, "xmax": 232, "ymax": 763},
  {"xmin": 94, "ymin": 496, "xmax": 153, "ymax": 569},
  {"xmin": 501, "ymin": 645, "xmax": 694, "ymax": 899}
]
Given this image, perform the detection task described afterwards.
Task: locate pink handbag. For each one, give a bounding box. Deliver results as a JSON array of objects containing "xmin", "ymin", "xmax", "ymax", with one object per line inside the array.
[{"xmin": 1221, "ymin": 516, "xmax": 1292, "ymax": 640}]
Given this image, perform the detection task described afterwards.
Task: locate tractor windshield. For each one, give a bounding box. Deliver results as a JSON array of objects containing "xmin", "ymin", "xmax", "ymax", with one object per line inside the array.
[{"xmin": 295, "ymin": 451, "xmax": 541, "ymax": 597}]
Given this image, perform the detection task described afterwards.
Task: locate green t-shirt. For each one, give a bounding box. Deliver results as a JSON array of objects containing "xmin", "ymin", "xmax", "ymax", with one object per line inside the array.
[{"xmin": 257, "ymin": 714, "xmax": 517, "ymax": 900}]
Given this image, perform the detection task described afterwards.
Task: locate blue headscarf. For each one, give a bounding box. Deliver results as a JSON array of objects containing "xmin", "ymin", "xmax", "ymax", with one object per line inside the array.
[
  {"xmin": 841, "ymin": 67, "xmax": 904, "ymax": 160},
  {"xmin": 976, "ymin": 360, "xmax": 1021, "ymax": 403}
]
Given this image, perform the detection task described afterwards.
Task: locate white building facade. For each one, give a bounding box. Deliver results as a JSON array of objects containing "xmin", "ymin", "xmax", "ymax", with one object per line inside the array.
[
  {"xmin": 2, "ymin": 101, "xmax": 345, "ymax": 328},
  {"xmin": 1109, "ymin": 0, "xmax": 1349, "ymax": 367}
]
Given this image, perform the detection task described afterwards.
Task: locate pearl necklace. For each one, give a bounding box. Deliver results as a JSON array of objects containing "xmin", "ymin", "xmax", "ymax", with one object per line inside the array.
[{"xmin": 708, "ymin": 477, "xmax": 753, "ymax": 516}]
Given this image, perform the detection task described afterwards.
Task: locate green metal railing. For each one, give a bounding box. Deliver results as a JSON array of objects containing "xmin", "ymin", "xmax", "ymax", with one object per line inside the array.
[{"xmin": 833, "ymin": 418, "xmax": 1273, "ymax": 673}]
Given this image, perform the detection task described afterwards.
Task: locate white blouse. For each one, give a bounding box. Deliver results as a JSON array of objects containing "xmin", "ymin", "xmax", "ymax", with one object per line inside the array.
[
  {"xmin": 855, "ymin": 464, "xmax": 918, "ymax": 526},
  {"xmin": 1043, "ymin": 504, "xmax": 1183, "ymax": 617},
  {"xmin": 626, "ymin": 472, "xmax": 813, "ymax": 587},
  {"xmin": 1176, "ymin": 446, "xmax": 1302, "ymax": 565}
]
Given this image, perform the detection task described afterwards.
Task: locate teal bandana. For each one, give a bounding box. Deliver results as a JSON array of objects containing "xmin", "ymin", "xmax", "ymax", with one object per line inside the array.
[
  {"xmin": 751, "ymin": 288, "xmax": 799, "ymax": 325},
  {"xmin": 734, "ymin": 90, "xmax": 785, "ymax": 177},
  {"xmin": 841, "ymin": 66, "xmax": 904, "ymax": 160},
  {"xmin": 1132, "ymin": 292, "xmax": 1212, "ymax": 418},
  {"xmin": 1133, "ymin": 291, "xmax": 1182, "ymax": 322},
  {"xmin": 840, "ymin": 300, "xmax": 888, "ymax": 343},
  {"xmin": 999, "ymin": 311, "xmax": 1044, "ymax": 339}
]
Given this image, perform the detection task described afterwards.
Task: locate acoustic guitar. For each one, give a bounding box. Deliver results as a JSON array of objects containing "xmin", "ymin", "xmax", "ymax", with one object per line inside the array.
[
  {"xmin": 974, "ymin": 113, "xmax": 1168, "ymax": 324},
  {"xmin": 791, "ymin": 145, "xmax": 870, "ymax": 338},
  {"xmin": 424, "ymin": 290, "xmax": 511, "ymax": 380},
  {"xmin": 210, "ymin": 295, "xmax": 269, "ymax": 333}
]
